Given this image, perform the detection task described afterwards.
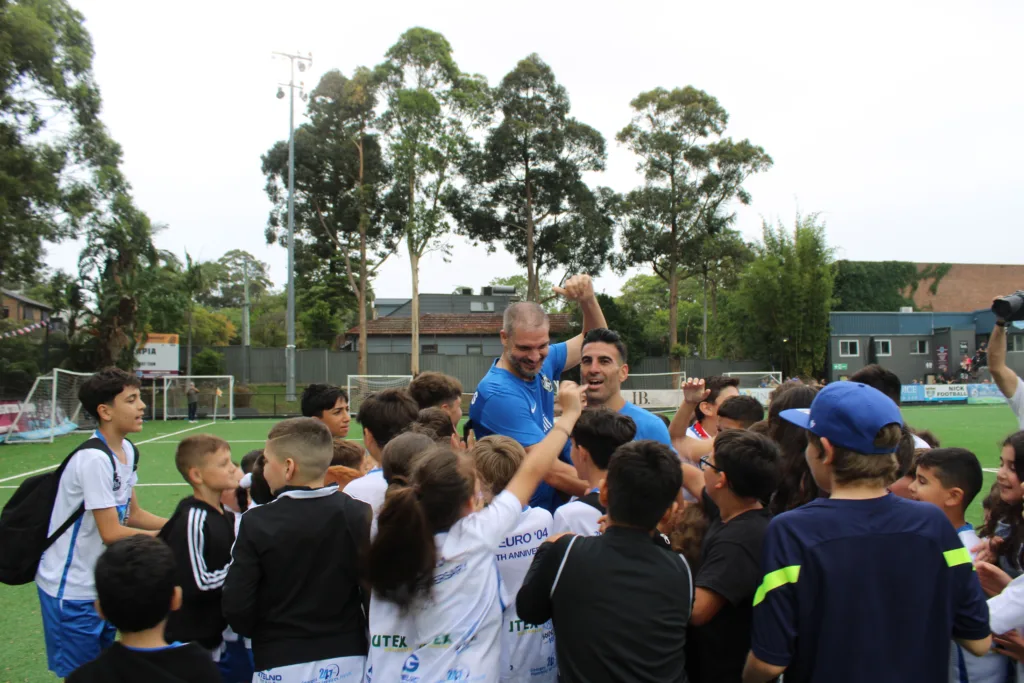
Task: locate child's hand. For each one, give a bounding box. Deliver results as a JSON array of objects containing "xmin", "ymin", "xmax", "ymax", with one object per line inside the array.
[
  {"xmin": 682, "ymin": 378, "xmax": 710, "ymax": 405},
  {"xmin": 994, "ymin": 631, "xmax": 1024, "ymax": 661},
  {"xmin": 597, "ymin": 514, "xmax": 609, "ymax": 534},
  {"xmin": 972, "ymin": 537, "xmax": 1002, "ymax": 564},
  {"xmin": 975, "ymin": 560, "xmax": 1013, "ymax": 597},
  {"xmin": 557, "ymin": 381, "xmax": 587, "ymax": 418}
]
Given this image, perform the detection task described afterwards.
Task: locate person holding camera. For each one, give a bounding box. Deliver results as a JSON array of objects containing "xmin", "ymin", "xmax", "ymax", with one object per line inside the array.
[{"xmin": 989, "ymin": 293, "xmax": 1024, "ymax": 429}]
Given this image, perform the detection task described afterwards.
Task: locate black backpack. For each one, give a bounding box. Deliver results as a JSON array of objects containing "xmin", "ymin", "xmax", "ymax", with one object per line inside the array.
[{"xmin": 0, "ymin": 437, "xmax": 138, "ymax": 585}]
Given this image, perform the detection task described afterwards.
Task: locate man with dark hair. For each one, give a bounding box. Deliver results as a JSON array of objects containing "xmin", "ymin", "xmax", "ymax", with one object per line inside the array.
[
  {"xmin": 67, "ymin": 536, "xmax": 221, "ymax": 682},
  {"xmin": 470, "ymin": 275, "xmax": 608, "ymax": 512},
  {"xmin": 717, "ymin": 395, "xmax": 766, "ymax": 431},
  {"xmin": 517, "ymin": 441, "xmax": 691, "ymax": 682},
  {"xmin": 580, "ymin": 327, "xmax": 675, "ymax": 448},
  {"xmin": 37, "ymin": 368, "xmax": 167, "ymax": 679},
  {"xmin": 553, "ymin": 408, "xmax": 637, "ymax": 535},
  {"xmin": 687, "ymin": 431, "xmax": 779, "ymax": 683},
  {"xmin": 408, "ymin": 372, "xmax": 463, "ymax": 427},
  {"xmin": 346, "ymin": 389, "xmax": 419, "ymax": 532},
  {"xmin": 300, "ymin": 384, "xmax": 351, "ymax": 439}
]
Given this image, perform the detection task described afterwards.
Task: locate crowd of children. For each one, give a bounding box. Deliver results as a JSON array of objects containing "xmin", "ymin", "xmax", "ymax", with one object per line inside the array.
[{"xmin": 24, "ymin": 353, "xmax": 1024, "ymax": 683}]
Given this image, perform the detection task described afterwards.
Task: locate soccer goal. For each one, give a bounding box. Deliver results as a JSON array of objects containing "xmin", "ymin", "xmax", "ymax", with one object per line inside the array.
[
  {"xmin": 724, "ymin": 371, "xmax": 783, "ymax": 388},
  {"xmin": 347, "ymin": 375, "xmax": 413, "ymax": 413},
  {"xmin": 2, "ymin": 369, "xmax": 96, "ymax": 443},
  {"xmin": 163, "ymin": 375, "xmax": 234, "ymax": 422}
]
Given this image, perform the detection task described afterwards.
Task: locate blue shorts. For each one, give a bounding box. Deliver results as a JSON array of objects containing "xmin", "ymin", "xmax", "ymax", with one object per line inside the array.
[{"xmin": 38, "ymin": 587, "xmax": 116, "ymax": 677}]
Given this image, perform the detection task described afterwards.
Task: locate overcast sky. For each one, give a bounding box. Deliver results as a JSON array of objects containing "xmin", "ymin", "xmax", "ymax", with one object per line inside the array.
[{"xmin": 47, "ymin": 0, "xmax": 1024, "ymax": 300}]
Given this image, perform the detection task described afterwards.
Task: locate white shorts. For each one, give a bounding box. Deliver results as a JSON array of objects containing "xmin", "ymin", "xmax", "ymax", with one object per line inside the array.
[{"xmin": 253, "ymin": 655, "xmax": 366, "ymax": 683}]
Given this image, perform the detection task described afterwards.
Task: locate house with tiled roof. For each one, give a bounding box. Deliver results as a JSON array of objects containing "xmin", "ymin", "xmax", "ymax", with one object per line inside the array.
[
  {"xmin": 1, "ymin": 288, "xmax": 52, "ymax": 323},
  {"xmin": 345, "ymin": 288, "xmax": 572, "ymax": 356}
]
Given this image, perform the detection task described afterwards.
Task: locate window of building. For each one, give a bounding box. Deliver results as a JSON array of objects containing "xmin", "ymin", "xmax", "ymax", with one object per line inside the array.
[
  {"xmin": 466, "ymin": 344, "xmax": 483, "ymax": 355},
  {"xmin": 1, "ymin": 306, "xmax": 8, "ymax": 319},
  {"xmin": 469, "ymin": 301, "xmax": 495, "ymax": 312},
  {"xmin": 873, "ymin": 339, "xmax": 891, "ymax": 357},
  {"xmin": 911, "ymin": 340, "xmax": 929, "ymax": 355},
  {"xmin": 839, "ymin": 340, "xmax": 859, "ymax": 357},
  {"xmin": 23, "ymin": 308, "xmax": 33, "ymax": 321},
  {"xmin": 1011, "ymin": 336, "xmax": 1024, "ymax": 353},
  {"xmin": 421, "ymin": 344, "xmax": 438, "ymax": 355}
]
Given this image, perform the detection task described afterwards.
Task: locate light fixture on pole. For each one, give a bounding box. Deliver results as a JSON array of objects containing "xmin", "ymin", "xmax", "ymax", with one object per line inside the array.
[{"xmin": 272, "ymin": 50, "xmax": 312, "ymax": 401}]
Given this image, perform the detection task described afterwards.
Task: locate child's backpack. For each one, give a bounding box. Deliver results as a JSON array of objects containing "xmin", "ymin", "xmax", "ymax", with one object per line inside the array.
[{"xmin": 0, "ymin": 437, "xmax": 137, "ymax": 585}]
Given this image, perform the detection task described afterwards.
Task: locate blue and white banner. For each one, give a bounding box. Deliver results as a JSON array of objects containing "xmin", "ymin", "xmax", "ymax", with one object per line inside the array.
[{"xmin": 901, "ymin": 383, "xmax": 1006, "ymax": 405}]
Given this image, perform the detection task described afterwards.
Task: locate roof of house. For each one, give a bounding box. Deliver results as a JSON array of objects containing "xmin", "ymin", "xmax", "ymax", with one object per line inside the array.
[
  {"xmin": 347, "ymin": 313, "xmax": 573, "ymax": 336},
  {"xmin": 1, "ymin": 288, "xmax": 52, "ymax": 310}
]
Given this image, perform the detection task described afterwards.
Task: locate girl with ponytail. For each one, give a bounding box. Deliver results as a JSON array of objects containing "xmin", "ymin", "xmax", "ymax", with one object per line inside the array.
[{"xmin": 366, "ymin": 382, "xmax": 586, "ymax": 683}]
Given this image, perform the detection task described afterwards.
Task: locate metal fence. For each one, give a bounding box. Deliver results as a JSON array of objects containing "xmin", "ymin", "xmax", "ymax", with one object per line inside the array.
[{"xmin": 182, "ymin": 346, "xmax": 775, "ymax": 395}]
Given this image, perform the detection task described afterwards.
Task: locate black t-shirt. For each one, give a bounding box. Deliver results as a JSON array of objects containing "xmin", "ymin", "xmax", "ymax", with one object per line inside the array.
[
  {"xmin": 686, "ymin": 490, "xmax": 772, "ymax": 683},
  {"xmin": 68, "ymin": 642, "xmax": 221, "ymax": 683}
]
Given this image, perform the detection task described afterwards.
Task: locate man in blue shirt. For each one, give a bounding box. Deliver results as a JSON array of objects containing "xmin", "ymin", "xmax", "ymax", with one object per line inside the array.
[
  {"xmin": 577, "ymin": 328, "xmax": 676, "ymax": 449},
  {"xmin": 470, "ymin": 275, "xmax": 606, "ymax": 512},
  {"xmin": 742, "ymin": 382, "xmax": 992, "ymax": 683}
]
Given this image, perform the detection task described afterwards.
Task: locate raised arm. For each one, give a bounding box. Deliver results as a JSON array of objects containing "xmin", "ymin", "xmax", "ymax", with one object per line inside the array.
[
  {"xmin": 669, "ymin": 379, "xmax": 708, "ymax": 442},
  {"xmin": 505, "ymin": 382, "xmax": 586, "ymax": 506},
  {"xmin": 989, "ymin": 321, "xmax": 1020, "ymax": 400},
  {"xmin": 556, "ymin": 275, "xmax": 608, "ymax": 371}
]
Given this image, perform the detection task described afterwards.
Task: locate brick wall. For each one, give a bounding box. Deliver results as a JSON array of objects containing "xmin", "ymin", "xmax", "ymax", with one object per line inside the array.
[{"xmin": 908, "ymin": 264, "xmax": 1024, "ymax": 312}]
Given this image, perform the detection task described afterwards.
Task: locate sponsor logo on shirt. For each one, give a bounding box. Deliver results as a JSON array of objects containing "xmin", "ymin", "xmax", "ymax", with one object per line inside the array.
[
  {"xmin": 443, "ymin": 667, "xmax": 471, "ymax": 681},
  {"xmin": 433, "ymin": 562, "xmax": 467, "ymax": 585},
  {"xmin": 541, "ymin": 376, "xmax": 554, "ymax": 394},
  {"xmin": 256, "ymin": 673, "xmax": 283, "ymax": 681},
  {"xmin": 307, "ymin": 663, "xmax": 342, "ymax": 682},
  {"xmin": 112, "ymin": 469, "xmax": 122, "ymax": 491},
  {"xmin": 371, "ymin": 634, "xmax": 410, "ymax": 650},
  {"xmin": 498, "ymin": 529, "xmax": 549, "ymax": 548},
  {"xmin": 402, "ymin": 654, "xmax": 419, "ymax": 673},
  {"xmin": 507, "ymin": 619, "xmax": 544, "ymax": 633},
  {"xmin": 529, "ymin": 401, "xmax": 537, "ymax": 414},
  {"xmin": 471, "ymin": 392, "xmax": 478, "ymax": 406}
]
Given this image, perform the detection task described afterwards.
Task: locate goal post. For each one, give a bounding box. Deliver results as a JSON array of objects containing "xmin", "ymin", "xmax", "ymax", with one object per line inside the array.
[
  {"xmin": 723, "ymin": 371, "xmax": 783, "ymax": 388},
  {"xmin": 347, "ymin": 375, "xmax": 413, "ymax": 414},
  {"xmin": 2, "ymin": 369, "xmax": 96, "ymax": 444},
  {"xmin": 163, "ymin": 375, "xmax": 234, "ymax": 422}
]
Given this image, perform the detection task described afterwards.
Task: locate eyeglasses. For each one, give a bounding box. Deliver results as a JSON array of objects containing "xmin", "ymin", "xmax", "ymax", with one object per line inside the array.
[{"xmin": 699, "ymin": 455, "xmax": 722, "ymax": 473}]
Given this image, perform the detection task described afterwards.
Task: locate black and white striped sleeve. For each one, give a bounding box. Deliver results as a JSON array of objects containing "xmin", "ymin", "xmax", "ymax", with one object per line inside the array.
[{"xmin": 186, "ymin": 507, "xmax": 229, "ymax": 593}]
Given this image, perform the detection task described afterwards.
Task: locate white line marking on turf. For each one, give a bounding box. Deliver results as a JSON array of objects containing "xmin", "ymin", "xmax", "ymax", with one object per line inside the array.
[
  {"xmin": 0, "ymin": 422, "xmax": 212, "ymax": 484},
  {"xmin": 984, "ymin": 468, "xmax": 999, "ymax": 473},
  {"xmin": 0, "ymin": 483, "xmax": 192, "ymax": 489}
]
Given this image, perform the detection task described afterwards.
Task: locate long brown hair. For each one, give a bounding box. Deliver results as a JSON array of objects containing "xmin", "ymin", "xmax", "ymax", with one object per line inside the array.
[
  {"xmin": 368, "ymin": 446, "xmax": 476, "ymax": 608},
  {"xmin": 768, "ymin": 384, "xmax": 820, "ymax": 514},
  {"xmin": 979, "ymin": 432, "xmax": 1024, "ymax": 569}
]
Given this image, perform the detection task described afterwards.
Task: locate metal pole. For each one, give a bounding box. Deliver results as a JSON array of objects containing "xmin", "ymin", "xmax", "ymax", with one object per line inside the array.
[
  {"xmin": 242, "ymin": 256, "xmax": 251, "ymax": 385},
  {"xmin": 285, "ymin": 56, "xmax": 297, "ymax": 402}
]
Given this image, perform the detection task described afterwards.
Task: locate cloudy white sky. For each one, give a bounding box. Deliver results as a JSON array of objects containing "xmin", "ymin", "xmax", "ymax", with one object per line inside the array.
[{"xmin": 47, "ymin": 0, "xmax": 1024, "ymax": 299}]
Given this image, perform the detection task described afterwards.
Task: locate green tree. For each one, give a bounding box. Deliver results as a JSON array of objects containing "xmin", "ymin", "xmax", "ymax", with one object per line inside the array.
[
  {"xmin": 77, "ymin": 195, "xmax": 158, "ymax": 369},
  {"xmin": 300, "ymin": 299, "xmax": 342, "ymax": 348},
  {"xmin": 618, "ymin": 273, "xmax": 705, "ymax": 356},
  {"xmin": 720, "ymin": 213, "xmax": 835, "ymax": 377},
  {"xmin": 377, "ymin": 27, "xmax": 489, "ymax": 373},
  {"xmin": 187, "ymin": 306, "xmax": 235, "ymax": 347},
  {"xmin": 250, "ymin": 292, "xmax": 287, "ymax": 347},
  {"xmin": 263, "ymin": 68, "xmax": 397, "ymax": 371},
  {"xmin": 182, "ymin": 252, "xmax": 205, "ymax": 375},
  {"xmin": 198, "ymin": 250, "xmax": 272, "ymax": 309},
  {"xmin": 452, "ymin": 54, "xmax": 613, "ymax": 301},
  {"xmin": 615, "ymin": 87, "xmax": 772, "ymax": 365},
  {"xmin": 191, "ymin": 348, "xmax": 225, "ymax": 375},
  {"xmin": 0, "ymin": 0, "xmax": 128, "ymax": 285}
]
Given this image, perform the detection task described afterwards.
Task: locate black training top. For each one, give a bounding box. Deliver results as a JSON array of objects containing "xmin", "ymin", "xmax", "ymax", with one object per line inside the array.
[
  {"xmin": 687, "ymin": 490, "xmax": 772, "ymax": 683},
  {"xmin": 222, "ymin": 485, "xmax": 372, "ymax": 671},
  {"xmin": 67, "ymin": 642, "xmax": 221, "ymax": 683},
  {"xmin": 516, "ymin": 526, "xmax": 693, "ymax": 683}
]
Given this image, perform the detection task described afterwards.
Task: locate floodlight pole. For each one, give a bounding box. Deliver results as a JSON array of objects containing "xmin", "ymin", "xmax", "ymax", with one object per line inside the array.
[{"xmin": 273, "ymin": 50, "xmax": 311, "ymax": 401}]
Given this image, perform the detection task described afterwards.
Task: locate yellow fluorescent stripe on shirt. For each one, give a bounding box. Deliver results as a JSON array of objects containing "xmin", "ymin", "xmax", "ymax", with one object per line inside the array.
[
  {"xmin": 752, "ymin": 565, "xmax": 801, "ymax": 607},
  {"xmin": 944, "ymin": 547, "xmax": 974, "ymax": 569}
]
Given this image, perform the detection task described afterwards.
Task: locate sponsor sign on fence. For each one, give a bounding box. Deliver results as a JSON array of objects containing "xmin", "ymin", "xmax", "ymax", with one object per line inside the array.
[{"xmin": 901, "ymin": 383, "xmax": 1005, "ymax": 405}]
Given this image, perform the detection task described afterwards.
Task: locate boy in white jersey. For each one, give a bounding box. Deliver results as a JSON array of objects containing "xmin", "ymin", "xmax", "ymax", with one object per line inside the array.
[
  {"xmin": 344, "ymin": 388, "xmax": 419, "ymax": 532},
  {"xmin": 473, "ymin": 435, "xmax": 557, "ymax": 683},
  {"xmin": 552, "ymin": 408, "xmax": 637, "ymax": 536},
  {"xmin": 910, "ymin": 447, "xmax": 1011, "ymax": 683},
  {"xmin": 365, "ymin": 382, "xmax": 586, "ymax": 683},
  {"xmin": 36, "ymin": 367, "xmax": 167, "ymax": 678}
]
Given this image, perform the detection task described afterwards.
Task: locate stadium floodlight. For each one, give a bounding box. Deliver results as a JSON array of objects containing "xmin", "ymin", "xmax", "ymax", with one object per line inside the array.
[
  {"xmin": 272, "ymin": 50, "xmax": 313, "ymax": 401},
  {"xmin": 276, "ymin": 87, "xmax": 285, "ymax": 99}
]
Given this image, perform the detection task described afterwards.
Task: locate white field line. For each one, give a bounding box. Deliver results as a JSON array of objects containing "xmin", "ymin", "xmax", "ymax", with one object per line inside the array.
[
  {"xmin": 984, "ymin": 468, "xmax": 999, "ymax": 473},
  {"xmin": 0, "ymin": 422, "xmax": 212, "ymax": 484},
  {"xmin": 0, "ymin": 482, "xmax": 191, "ymax": 490},
  {"xmin": 145, "ymin": 438, "xmax": 364, "ymax": 444}
]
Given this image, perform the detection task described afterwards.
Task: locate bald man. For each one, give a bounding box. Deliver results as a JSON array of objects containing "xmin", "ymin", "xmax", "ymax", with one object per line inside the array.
[{"xmin": 469, "ymin": 275, "xmax": 607, "ymax": 512}]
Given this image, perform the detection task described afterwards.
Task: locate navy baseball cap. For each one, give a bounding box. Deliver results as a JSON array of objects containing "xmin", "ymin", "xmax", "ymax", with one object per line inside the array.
[{"xmin": 780, "ymin": 382, "xmax": 903, "ymax": 454}]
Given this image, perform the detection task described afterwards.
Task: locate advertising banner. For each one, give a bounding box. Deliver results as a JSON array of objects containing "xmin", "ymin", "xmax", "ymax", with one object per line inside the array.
[
  {"xmin": 967, "ymin": 383, "xmax": 1009, "ymax": 405},
  {"xmin": 136, "ymin": 333, "xmax": 180, "ymax": 378}
]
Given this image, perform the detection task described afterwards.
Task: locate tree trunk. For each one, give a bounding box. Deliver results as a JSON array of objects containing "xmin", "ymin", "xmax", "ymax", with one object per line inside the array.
[
  {"xmin": 668, "ymin": 267, "xmax": 680, "ymax": 374},
  {"xmin": 186, "ymin": 305, "xmax": 193, "ymax": 376},
  {"xmin": 410, "ymin": 248, "xmax": 420, "ymax": 375},
  {"xmin": 701, "ymin": 264, "xmax": 709, "ymax": 359},
  {"xmin": 357, "ymin": 137, "xmax": 368, "ymax": 376},
  {"xmin": 525, "ymin": 168, "xmax": 537, "ymax": 302}
]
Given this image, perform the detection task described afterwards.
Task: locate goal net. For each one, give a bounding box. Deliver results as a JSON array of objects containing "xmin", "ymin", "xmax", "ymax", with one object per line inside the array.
[
  {"xmin": 163, "ymin": 375, "xmax": 234, "ymax": 421},
  {"xmin": 347, "ymin": 375, "xmax": 413, "ymax": 414},
  {"xmin": 620, "ymin": 372, "xmax": 687, "ymax": 412},
  {"xmin": 724, "ymin": 371, "xmax": 783, "ymax": 388},
  {"xmin": 2, "ymin": 369, "xmax": 96, "ymax": 443}
]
